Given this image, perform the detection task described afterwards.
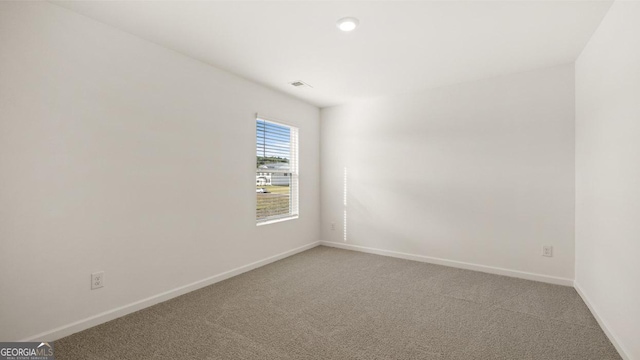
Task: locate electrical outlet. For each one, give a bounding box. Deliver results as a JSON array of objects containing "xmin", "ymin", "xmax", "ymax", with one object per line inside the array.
[
  {"xmin": 331, "ymin": 223, "xmax": 335, "ymax": 231},
  {"xmin": 542, "ymin": 246, "xmax": 553, "ymax": 257},
  {"xmin": 91, "ymin": 271, "xmax": 104, "ymax": 290}
]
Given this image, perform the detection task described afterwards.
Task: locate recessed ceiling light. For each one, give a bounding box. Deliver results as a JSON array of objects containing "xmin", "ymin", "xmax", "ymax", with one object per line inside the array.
[{"xmin": 336, "ymin": 17, "xmax": 359, "ymax": 32}]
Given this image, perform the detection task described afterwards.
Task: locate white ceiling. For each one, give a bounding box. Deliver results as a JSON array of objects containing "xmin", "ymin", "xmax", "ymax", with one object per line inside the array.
[{"xmin": 53, "ymin": 1, "xmax": 613, "ymax": 108}]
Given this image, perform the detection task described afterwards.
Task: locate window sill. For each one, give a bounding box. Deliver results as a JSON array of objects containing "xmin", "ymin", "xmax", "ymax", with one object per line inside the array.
[{"xmin": 256, "ymin": 215, "xmax": 299, "ymax": 226}]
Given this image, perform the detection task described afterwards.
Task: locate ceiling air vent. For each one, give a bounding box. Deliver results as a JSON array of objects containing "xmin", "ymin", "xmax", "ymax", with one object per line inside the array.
[{"xmin": 290, "ymin": 80, "xmax": 313, "ymax": 88}]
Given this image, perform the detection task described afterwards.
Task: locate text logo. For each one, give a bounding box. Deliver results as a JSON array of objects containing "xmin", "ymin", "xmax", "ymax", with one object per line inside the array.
[{"xmin": 0, "ymin": 342, "xmax": 54, "ymax": 360}]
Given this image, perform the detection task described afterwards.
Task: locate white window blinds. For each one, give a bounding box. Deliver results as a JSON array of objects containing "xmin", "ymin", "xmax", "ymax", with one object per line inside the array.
[{"xmin": 256, "ymin": 117, "xmax": 299, "ymax": 223}]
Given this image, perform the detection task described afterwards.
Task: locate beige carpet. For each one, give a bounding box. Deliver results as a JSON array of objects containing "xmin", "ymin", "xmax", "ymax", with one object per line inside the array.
[{"xmin": 55, "ymin": 246, "xmax": 621, "ymax": 359}]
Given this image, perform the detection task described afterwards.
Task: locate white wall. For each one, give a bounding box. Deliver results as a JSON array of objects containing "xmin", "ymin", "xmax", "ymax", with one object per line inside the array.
[
  {"xmin": 321, "ymin": 64, "xmax": 575, "ymax": 282},
  {"xmin": 575, "ymin": 1, "xmax": 640, "ymax": 358},
  {"xmin": 0, "ymin": 2, "xmax": 319, "ymax": 341}
]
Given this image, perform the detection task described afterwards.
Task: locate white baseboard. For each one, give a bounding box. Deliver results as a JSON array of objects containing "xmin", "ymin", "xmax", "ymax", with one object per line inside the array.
[
  {"xmin": 574, "ymin": 282, "xmax": 631, "ymax": 360},
  {"xmin": 320, "ymin": 241, "xmax": 574, "ymax": 286},
  {"xmin": 22, "ymin": 241, "xmax": 320, "ymax": 342}
]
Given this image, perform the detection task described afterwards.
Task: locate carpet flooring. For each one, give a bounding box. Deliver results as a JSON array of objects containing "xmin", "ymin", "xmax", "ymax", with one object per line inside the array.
[{"xmin": 55, "ymin": 246, "xmax": 621, "ymax": 359}]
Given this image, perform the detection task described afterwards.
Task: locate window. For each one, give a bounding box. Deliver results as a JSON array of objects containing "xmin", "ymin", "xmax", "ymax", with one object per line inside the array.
[{"xmin": 256, "ymin": 117, "xmax": 298, "ymax": 224}]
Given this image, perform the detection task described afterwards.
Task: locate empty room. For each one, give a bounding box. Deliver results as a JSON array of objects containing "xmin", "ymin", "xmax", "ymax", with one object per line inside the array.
[{"xmin": 1, "ymin": 1, "xmax": 638, "ymax": 359}]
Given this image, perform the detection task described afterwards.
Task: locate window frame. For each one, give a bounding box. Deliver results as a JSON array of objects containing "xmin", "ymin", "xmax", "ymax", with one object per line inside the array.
[{"xmin": 255, "ymin": 116, "xmax": 299, "ymax": 226}]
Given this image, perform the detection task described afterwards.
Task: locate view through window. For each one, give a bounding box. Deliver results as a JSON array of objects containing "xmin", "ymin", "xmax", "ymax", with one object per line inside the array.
[{"xmin": 256, "ymin": 118, "xmax": 298, "ymax": 223}]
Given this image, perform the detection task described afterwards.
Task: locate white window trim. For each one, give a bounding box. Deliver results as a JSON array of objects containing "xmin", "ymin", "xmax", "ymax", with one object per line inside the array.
[
  {"xmin": 256, "ymin": 215, "xmax": 299, "ymax": 227},
  {"xmin": 256, "ymin": 115, "xmax": 299, "ymax": 225}
]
